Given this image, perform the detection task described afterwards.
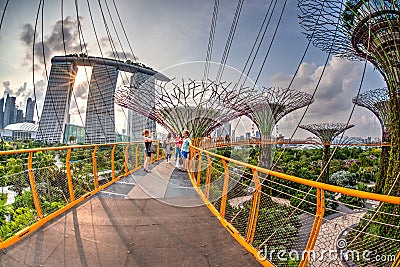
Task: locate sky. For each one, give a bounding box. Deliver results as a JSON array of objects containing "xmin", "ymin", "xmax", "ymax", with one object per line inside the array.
[{"xmin": 0, "ymin": 0, "xmax": 387, "ymax": 139}]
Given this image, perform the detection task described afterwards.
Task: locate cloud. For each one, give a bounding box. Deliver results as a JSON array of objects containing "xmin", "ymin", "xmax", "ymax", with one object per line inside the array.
[
  {"xmin": 2, "ymin": 81, "xmax": 11, "ymax": 94},
  {"xmin": 20, "ymin": 16, "xmax": 86, "ymax": 68},
  {"xmin": 268, "ymin": 57, "xmax": 382, "ymax": 138},
  {"xmin": 20, "ymin": 24, "xmax": 35, "ymax": 46}
]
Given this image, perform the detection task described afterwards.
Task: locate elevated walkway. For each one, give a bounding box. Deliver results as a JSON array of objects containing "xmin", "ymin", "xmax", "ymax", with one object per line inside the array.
[{"xmin": 0, "ymin": 161, "xmax": 260, "ymax": 266}]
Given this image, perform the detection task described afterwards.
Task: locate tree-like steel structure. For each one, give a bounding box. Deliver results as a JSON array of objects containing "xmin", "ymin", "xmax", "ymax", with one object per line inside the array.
[
  {"xmin": 298, "ymin": 1, "xmax": 400, "ymax": 252},
  {"xmin": 114, "ymin": 79, "xmax": 255, "ymax": 139},
  {"xmin": 245, "ymin": 87, "xmax": 314, "ymax": 168},
  {"xmin": 299, "ymin": 123, "xmax": 354, "ymax": 183},
  {"xmin": 353, "ymin": 87, "xmax": 390, "ymax": 193}
]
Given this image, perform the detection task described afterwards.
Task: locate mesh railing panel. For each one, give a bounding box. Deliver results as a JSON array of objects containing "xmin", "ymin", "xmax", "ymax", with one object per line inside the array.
[
  {"xmin": 189, "ymin": 139, "xmax": 400, "ymax": 267},
  {"xmin": 0, "ymin": 141, "xmax": 164, "ymax": 248}
]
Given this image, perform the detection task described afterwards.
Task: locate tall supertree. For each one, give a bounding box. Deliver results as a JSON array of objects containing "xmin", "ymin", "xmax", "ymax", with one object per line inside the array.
[
  {"xmin": 299, "ymin": 123, "xmax": 354, "ymax": 183},
  {"xmin": 353, "ymin": 87, "xmax": 390, "ymax": 193},
  {"xmin": 114, "ymin": 79, "xmax": 253, "ymax": 139},
  {"xmin": 245, "ymin": 87, "xmax": 314, "ymax": 168},
  {"xmin": 298, "ymin": 0, "xmax": 400, "ymax": 248}
]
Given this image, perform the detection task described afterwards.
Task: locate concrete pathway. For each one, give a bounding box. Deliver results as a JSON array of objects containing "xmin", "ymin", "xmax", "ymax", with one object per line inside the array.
[
  {"xmin": 0, "ymin": 160, "xmax": 260, "ymax": 267},
  {"xmin": 308, "ymin": 212, "xmax": 365, "ymax": 267}
]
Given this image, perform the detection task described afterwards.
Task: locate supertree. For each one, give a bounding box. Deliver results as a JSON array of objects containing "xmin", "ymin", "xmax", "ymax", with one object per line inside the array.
[
  {"xmin": 299, "ymin": 123, "xmax": 354, "ymax": 183},
  {"xmin": 114, "ymin": 79, "xmax": 255, "ymax": 140},
  {"xmin": 298, "ymin": 0, "xmax": 400, "ymax": 193},
  {"xmin": 353, "ymin": 87, "xmax": 390, "ymax": 193},
  {"xmin": 245, "ymin": 87, "xmax": 314, "ymax": 168},
  {"xmin": 298, "ymin": 1, "xmax": 400, "ymax": 251}
]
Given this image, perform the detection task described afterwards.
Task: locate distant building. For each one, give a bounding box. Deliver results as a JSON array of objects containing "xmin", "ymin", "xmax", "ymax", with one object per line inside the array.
[
  {"xmin": 84, "ymin": 64, "xmax": 118, "ymax": 144},
  {"xmin": 1, "ymin": 122, "xmax": 38, "ymax": 141},
  {"xmin": 36, "ymin": 62, "xmax": 78, "ymax": 143},
  {"xmin": 16, "ymin": 109, "xmax": 23, "ymax": 123},
  {"xmin": 216, "ymin": 122, "xmax": 231, "ymax": 138},
  {"xmin": 0, "ymin": 97, "xmax": 4, "ymax": 129},
  {"xmin": 25, "ymin": 97, "xmax": 35, "ymax": 123},
  {"xmin": 3, "ymin": 94, "xmax": 16, "ymax": 127},
  {"xmin": 127, "ymin": 73, "xmax": 156, "ymax": 141},
  {"xmin": 63, "ymin": 123, "xmax": 85, "ymax": 144}
]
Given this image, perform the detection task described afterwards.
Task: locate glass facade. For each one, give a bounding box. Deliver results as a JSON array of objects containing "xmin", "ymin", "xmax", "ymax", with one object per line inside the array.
[
  {"xmin": 84, "ymin": 64, "xmax": 118, "ymax": 144},
  {"xmin": 63, "ymin": 124, "xmax": 85, "ymax": 144},
  {"xmin": 36, "ymin": 62, "xmax": 77, "ymax": 143}
]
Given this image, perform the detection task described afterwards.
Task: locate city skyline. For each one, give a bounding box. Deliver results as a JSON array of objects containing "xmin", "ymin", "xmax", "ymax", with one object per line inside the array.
[{"xmin": 0, "ymin": 0, "xmax": 387, "ymax": 140}]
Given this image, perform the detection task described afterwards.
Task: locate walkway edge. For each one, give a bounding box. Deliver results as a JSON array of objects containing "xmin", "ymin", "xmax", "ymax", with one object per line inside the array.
[{"xmin": 187, "ymin": 171, "xmax": 272, "ymax": 267}]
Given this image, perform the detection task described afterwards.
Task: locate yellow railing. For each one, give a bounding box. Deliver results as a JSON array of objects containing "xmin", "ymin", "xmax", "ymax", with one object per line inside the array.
[
  {"xmin": 188, "ymin": 140, "xmax": 400, "ymax": 267},
  {"xmin": 0, "ymin": 140, "xmax": 164, "ymax": 250}
]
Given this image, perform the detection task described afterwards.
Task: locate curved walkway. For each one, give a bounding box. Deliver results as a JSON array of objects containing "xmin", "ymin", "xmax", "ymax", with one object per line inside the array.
[{"xmin": 0, "ymin": 161, "xmax": 260, "ymax": 266}]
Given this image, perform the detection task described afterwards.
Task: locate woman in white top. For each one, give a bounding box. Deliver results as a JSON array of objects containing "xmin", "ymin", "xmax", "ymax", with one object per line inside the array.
[{"xmin": 164, "ymin": 132, "xmax": 173, "ymax": 163}]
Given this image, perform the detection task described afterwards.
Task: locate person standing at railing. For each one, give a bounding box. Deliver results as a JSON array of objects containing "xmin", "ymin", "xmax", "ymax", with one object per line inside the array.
[
  {"xmin": 174, "ymin": 133, "xmax": 183, "ymax": 168},
  {"xmin": 180, "ymin": 130, "xmax": 191, "ymax": 171},
  {"xmin": 164, "ymin": 132, "xmax": 173, "ymax": 163},
  {"xmin": 142, "ymin": 129, "xmax": 154, "ymax": 172}
]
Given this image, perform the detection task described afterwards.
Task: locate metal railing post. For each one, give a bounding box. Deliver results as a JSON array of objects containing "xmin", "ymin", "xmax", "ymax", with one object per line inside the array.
[
  {"xmin": 111, "ymin": 144, "xmax": 116, "ymax": 180},
  {"xmin": 93, "ymin": 146, "xmax": 99, "ymax": 188},
  {"xmin": 156, "ymin": 140, "xmax": 160, "ymax": 160},
  {"xmin": 246, "ymin": 169, "xmax": 261, "ymax": 244},
  {"xmin": 220, "ymin": 159, "xmax": 230, "ymax": 218},
  {"xmin": 196, "ymin": 151, "xmax": 202, "ymax": 186},
  {"xmin": 135, "ymin": 144, "xmax": 139, "ymax": 169},
  {"xmin": 205, "ymin": 154, "xmax": 212, "ymax": 199},
  {"xmin": 66, "ymin": 148, "xmax": 75, "ymax": 202},
  {"xmin": 124, "ymin": 144, "xmax": 130, "ymax": 175},
  {"xmin": 28, "ymin": 152, "xmax": 43, "ymax": 218},
  {"xmin": 299, "ymin": 188, "xmax": 325, "ymax": 266}
]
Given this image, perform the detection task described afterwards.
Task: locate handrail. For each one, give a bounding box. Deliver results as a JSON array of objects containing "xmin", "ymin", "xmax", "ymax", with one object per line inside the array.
[
  {"xmin": 191, "ymin": 145, "xmax": 400, "ymax": 205},
  {"xmin": 0, "ymin": 140, "xmax": 160, "ymax": 155}
]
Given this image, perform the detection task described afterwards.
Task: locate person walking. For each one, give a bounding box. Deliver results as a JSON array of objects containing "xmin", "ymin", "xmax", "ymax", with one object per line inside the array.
[
  {"xmin": 180, "ymin": 130, "xmax": 191, "ymax": 171},
  {"xmin": 164, "ymin": 132, "xmax": 173, "ymax": 163},
  {"xmin": 142, "ymin": 129, "xmax": 154, "ymax": 172},
  {"xmin": 174, "ymin": 133, "xmax": 183, "ymax": 168}
]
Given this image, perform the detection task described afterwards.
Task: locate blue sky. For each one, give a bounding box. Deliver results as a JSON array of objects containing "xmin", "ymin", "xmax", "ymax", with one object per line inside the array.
[{"xmin": 0, "ymin": 0, "xmax": 387, "ymax": 139}]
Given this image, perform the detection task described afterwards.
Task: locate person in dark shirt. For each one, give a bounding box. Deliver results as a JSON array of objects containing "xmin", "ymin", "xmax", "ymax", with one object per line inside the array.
[{"xmin": 142, "ymin": 129, "xmax": 154, "ymax": 172}]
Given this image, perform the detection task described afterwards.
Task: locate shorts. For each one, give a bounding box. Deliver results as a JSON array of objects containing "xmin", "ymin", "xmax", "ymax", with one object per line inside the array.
[
  {"xmin": 181, "ymin": 151, "xmax": 189, "ymax": 159},
  {"xmin": 145, "ymin": 149, "xmax": 151, "ymax": 157}
]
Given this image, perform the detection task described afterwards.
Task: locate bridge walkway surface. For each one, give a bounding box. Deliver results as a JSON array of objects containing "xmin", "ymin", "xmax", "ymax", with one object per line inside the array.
[{"xmin": 0, "ymin": 160, "xmax": 260, "ymax": 267}]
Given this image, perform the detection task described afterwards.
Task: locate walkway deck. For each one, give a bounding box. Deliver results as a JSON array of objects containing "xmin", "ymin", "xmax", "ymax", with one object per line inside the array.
[{"xmin": 0, "ymin": 161, "xmax": 261, "ymax": 266}]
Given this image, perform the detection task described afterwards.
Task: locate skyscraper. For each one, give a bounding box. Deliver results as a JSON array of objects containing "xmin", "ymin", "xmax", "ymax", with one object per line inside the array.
[
  {"xmin": 84, "ymin": 64, "xmax": 118, "ymax": 144},
  {"xmin": 25, "ymin": 97, "xmax": 35, "ymax": 123},
  {"xmin": 16, "ymin": 109, "xmax": 23, "ymax": 123},
  {"xmin": 3, "ymin": 94, "xmax": 16, "ymax": 127},
  {"xmin": 127, "ymin": 73, "xmax": 156, "ymax": 141},
  {"xmin": 36, "ymin": 62, "xmax": 78, "ymax": 143},
  {"xmin": 0, "ymin": 97, "xmax": 4, "ymax": 129}
]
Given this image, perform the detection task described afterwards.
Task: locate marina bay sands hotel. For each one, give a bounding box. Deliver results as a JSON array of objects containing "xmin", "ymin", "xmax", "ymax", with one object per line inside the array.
[{"xmin": 36, "ymin": 55, "xmax": 168, "ymax": 144}]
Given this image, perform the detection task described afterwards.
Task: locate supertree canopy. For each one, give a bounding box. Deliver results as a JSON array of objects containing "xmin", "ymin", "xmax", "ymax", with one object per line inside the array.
[
  {"xmin": 353, "ymin": 87, "xmax": 390, "ymax": 194},
  {"xmin": 114, "ymin": 79, "xmax": 254, "ymax": 138},
  {"xmin": 299, "ymin": 123, "xmax": 354, "ymax": 183},
  {"xmin": 243, "ymin": 87, "xmax": 313, "ymax": 168},
  {"xmin": 298, "ymin": 1, "xmax": 400, "ymax": 74},
  {"xmin": 246, "ymin": 87, "xmax": 314, "ymax": 138},
  {"xmin": 353, "ymin": 87, "xmax": 391, "ymax": 138}
]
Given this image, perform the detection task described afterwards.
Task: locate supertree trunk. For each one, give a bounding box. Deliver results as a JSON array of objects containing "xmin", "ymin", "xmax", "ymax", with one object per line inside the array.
[
  {"xmin": 258, "ymin": 140, "xmax": 273, "ymax": 169},
  {"xmin": 376, "ymin": 131, "xmax": 391, "ymax": 194},
  {"xmin": 322, "ymin": 144, "xmax": 330, "ymax": 184}
]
